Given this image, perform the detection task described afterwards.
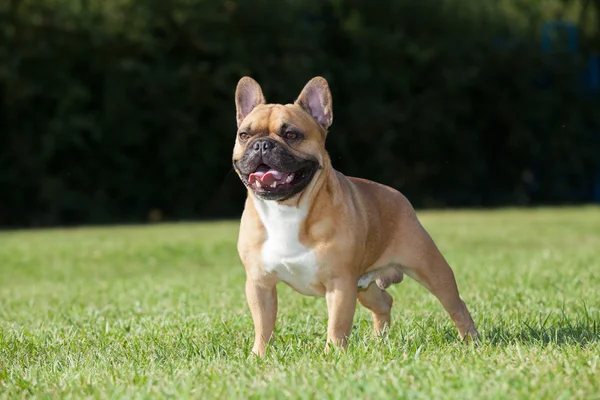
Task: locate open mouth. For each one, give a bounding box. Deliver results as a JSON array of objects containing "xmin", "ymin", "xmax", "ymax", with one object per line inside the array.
[{"xmin": 245, "ymin": 162, "xmax": 317, "ymax": 199}]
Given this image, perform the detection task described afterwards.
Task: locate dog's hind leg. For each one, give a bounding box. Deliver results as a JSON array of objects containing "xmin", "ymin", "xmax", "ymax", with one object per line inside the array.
[
  {"xmin": 397, "ymin": 223, "xmax": 479, "ymax": 342},
  {"xmin": 357, "ymin": 284, "xmax": 393, "ymax": 334}
]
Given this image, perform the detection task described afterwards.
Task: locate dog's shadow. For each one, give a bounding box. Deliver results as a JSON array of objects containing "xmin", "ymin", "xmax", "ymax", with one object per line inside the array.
[{"xmin": 476, "ymin": 318, "xmax": 600, "ymax": 346}]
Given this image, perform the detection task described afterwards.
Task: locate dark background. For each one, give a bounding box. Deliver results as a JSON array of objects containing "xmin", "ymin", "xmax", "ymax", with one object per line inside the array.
[{"xmin": 1, "ymin": 0, "xmax": 599, "ymax": 228}]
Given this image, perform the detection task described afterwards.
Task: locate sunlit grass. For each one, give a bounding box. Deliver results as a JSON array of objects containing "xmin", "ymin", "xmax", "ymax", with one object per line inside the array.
[{"xmin": 1, "ymin": 207, "xmax": 599, "ymax": 399}]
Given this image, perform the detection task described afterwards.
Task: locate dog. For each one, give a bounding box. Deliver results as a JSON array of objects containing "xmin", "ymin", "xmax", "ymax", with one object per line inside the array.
[{"xmin": 232, "ymin": 76, "xmax": 479, "ymax": 356}]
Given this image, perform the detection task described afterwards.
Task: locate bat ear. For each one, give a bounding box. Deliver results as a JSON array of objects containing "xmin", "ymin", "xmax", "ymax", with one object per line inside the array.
[
  {"xmin": 235, "ymin": 77, "xmax": 266, "ymax": 127},
  {"xmin": 295, "ymin": 77, "xmax": 333, "ymax": 130}
]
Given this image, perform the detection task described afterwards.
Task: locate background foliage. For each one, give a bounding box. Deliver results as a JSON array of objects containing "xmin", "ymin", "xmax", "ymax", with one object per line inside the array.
[{"xmin": 1, "ymin": 0, "xmax": 599, "ymax": 227}]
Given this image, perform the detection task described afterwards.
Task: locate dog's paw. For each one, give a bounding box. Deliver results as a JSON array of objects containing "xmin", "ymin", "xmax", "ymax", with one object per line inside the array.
[{"xmin": 461, "ymin": 328, "xmax": 481, "ymax": 345}]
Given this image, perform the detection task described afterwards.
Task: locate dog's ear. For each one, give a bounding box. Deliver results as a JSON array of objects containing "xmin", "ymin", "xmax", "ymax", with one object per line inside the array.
[
  {"xmin": 235, "ymin": 77, "xmax": 266, "ymax": 127},
  {"xmin": 295, "ymin": 77, "xmax": 333, "ymax": 130}
]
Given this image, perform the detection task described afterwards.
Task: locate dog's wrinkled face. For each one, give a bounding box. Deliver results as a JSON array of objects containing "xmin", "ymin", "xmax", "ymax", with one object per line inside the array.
[{"xmin": 232, "ymin": 77, "xmax": 333, "ymax": 201}]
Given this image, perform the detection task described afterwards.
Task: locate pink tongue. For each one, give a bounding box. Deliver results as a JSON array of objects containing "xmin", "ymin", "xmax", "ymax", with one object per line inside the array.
[{"xmin": 249, "ymin": 169, "xmax": 284, "ymax": 185}]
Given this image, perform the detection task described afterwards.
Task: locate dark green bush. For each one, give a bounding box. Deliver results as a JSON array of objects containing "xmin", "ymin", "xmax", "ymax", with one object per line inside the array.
[{"xmin": 0, "ymin": 0, "xmax": 598, "ymax": 227}]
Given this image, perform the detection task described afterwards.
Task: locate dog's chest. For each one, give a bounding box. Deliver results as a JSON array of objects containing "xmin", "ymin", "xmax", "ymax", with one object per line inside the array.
[{"xmin": 254, "ymin": 201, "xmax": 320, "ymax": 296}]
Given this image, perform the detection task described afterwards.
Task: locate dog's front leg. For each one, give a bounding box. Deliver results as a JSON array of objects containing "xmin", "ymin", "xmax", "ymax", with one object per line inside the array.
[
  {"xmin": 325, "ymin": 277, "xmax": 358, "ymax": 351},
  {"xmin": 245, "ymin": 277, "xmax": 277, "ymax": 356}
]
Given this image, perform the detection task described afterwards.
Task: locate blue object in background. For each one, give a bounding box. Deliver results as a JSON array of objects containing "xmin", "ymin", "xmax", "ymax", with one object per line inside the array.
[
  {"xmin": 541, "ymin": 21, "xmax": 579, "ymax": 53},
  {"xmin": 586, "ymin": 54, "xmax": 600, "ymax": 95},
  {"xmin": 585, "ymin": 54, "xmax": 600, "ymax": 204},
  {"xmin": 541, "ymin": 21, "xmax": 600, "ymax": 204}
]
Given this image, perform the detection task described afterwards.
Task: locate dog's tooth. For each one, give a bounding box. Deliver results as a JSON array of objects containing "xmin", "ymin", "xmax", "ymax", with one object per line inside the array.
[
  {"xmin": 256, "ymin": 181, "xmax": 262, "ymax": 188},
  {"xmin": 286, "ymin": 174, "xmax": 294, "ymax": 183},
  {"xmin": 271, "ymin": 182, "xmax": 277, "ymax": 188}
]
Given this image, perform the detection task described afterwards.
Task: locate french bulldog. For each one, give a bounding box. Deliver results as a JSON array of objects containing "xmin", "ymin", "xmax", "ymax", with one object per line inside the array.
[{"xmin": 232, "ymin": 76, "xmax": 479, "ymax": 356}]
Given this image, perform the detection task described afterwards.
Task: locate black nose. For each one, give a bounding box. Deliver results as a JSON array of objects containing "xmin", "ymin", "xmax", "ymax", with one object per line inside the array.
[{"xmin": 252, "ymin": 139, "xmax": 273, "ymax": 153}]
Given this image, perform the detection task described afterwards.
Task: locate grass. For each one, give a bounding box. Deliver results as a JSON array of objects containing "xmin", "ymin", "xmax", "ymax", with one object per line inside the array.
[{"xmin": 1, "ymin": 206, "xmax": 599, "ymax": 399}]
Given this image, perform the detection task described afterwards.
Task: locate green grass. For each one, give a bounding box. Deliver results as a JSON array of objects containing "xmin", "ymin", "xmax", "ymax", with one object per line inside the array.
[{"xmin": 1, "ymin": 207, "xmax": 599, "ymax": 399}]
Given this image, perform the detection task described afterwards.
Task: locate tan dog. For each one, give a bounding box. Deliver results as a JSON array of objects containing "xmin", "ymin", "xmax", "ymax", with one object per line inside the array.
[{"xmin": 233, "ymin": 76, "xmax": 479, "ymax": 356}]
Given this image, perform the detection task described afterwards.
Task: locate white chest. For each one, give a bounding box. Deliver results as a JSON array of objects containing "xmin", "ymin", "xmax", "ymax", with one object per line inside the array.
[{"xmin": 254, "ymin": 200, "xmax": 321, "ymax": 296}]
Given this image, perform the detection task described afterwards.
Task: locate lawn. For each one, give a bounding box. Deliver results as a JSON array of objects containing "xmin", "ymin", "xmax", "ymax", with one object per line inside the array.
[{"xmin": 1, "ymin": 207, "xmax": 599, "ymax": 399}]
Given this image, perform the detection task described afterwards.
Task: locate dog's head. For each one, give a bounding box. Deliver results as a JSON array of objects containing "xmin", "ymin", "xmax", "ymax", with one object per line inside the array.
[{"xmin": 232, "ymin": 77, "xmax": 333, "ymax": 201}]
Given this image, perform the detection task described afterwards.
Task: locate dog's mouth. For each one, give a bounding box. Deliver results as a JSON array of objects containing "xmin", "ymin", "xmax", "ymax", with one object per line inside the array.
[{"xmin": 243, "ymin": 162, "xmax": 318, "ymax": 200}]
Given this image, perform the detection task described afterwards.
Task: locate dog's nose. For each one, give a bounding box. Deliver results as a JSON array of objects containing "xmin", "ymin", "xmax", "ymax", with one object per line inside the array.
[{"xmin": 253, "ymin": 140, "xmax": 273, "ymax": 153}]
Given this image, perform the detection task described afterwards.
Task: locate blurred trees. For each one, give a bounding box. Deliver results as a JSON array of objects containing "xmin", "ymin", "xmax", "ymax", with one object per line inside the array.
[{"xmin": 0, "ymin": 0, "xmax": 598, "ymax": 227}]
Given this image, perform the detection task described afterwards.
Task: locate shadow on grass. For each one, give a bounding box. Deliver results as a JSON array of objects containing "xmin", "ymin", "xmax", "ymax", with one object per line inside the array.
[
  {"xmin": 433, "ymin": 309, "xmax": 600, "ymax": 346},
  {"xmin": 474, "ymin": 311, "xmax": 600, "ymax": 346}
]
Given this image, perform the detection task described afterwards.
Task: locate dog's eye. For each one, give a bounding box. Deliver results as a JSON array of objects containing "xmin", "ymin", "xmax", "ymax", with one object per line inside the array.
[
  {"xmin": 284, "ymin": 131, "xmax": 299, "ymax": 141},
  {"xmin": 239, "ymin": 132, "xmax": 251, "ymax": 141}
]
